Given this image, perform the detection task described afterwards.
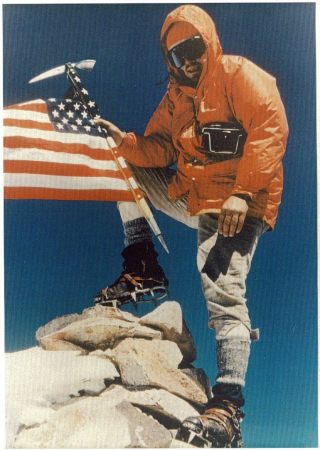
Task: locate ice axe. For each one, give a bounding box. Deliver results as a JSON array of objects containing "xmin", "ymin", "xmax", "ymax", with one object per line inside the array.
[{"xmin": 29, "ymin": 60, "xmax": 169, "ymax": 253}]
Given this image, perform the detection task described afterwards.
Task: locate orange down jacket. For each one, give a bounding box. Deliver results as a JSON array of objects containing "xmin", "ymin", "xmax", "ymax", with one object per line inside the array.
[{"xmin": 118, "ymin": 5, "xmax": 289, "ymax": 228}]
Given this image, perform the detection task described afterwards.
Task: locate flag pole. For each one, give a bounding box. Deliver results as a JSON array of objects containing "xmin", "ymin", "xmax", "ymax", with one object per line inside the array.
[{"xmin": 104, "ymin": 135, "xmax": 169, "ymax": 253}]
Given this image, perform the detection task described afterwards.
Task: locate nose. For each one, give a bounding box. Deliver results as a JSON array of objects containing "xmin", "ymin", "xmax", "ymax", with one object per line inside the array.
[{"xmin": 181, "ymin": 58, "xmax": 196, "ymax": 69}]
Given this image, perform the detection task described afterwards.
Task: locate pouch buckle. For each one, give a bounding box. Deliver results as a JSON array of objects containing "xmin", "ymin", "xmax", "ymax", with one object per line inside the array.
[{"xmin": 200, "ymin": 122, "xmax": 247, "ymax": 162}]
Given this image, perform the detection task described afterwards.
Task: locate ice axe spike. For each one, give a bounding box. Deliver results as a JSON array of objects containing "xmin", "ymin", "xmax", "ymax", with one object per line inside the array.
[{"xmin": 28, "ymin": 59, "xmax": 96, "ymax": 84}]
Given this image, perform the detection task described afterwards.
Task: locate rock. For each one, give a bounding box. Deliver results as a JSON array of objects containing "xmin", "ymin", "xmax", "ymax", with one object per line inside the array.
[
  {"xmin": 36, "ymin": 312, "xmax": 82, "ymax": 341},
  {"xmin": 117, "ymin": 401, "xmax": 172, "ymax": 448},
  {"xmin": 114, "ymin": 337, "xmax": 183, "ymax": 368},
  {"xmin": 6, "ymin": 347, "xmax": 119, "ymax": 404},
  {"xmin": 37, "ymin": 337, "xmax": 85, "ymax": 352},
  {"xmin": 113, "ymin": 338, "xmax": 207, "ymax": 404},
  {"xmin": 100, "ymin": 384, "xmax": 199, "ymax": 424},
  {"xmin": 38, "ymin": 316, "xmax": 162, "ymax": 351},
  {"xmin": 82, "ymin": 305, "xmax": 139, "ymax": 323},
  {"xmin": 14, "ymin": 398, "xmax": 172, "ymax": 448},
  {"xmin": 180, "ymin": 367, "xmax": 212, "ymax": 399},
  {"xmin": 89, "ymin": 348, "xmax": 113, "ymax": 358},
  {"xmin": 36, "ymin": 306, "xmax": 139, "ymax": 343},
  {"xmin": 6, "ymin": 347, "xmax": 119, "ymax": 446},
  {"xmin": 170, "ymin": 438, "xmax": 197, "ymax": 448},
  {"xmin": 139, "ymin": 301, "xmax": 197, "ymax": 363},
  {"xmin": 7, "ymin": 301, "xmax": 212, "ymax": 448}
]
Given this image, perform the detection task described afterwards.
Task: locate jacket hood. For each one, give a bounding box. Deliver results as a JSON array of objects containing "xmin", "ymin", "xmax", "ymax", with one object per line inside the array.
[{"xmin": 160, "ymin": 5, "xmax": 223, "ymax": 88}]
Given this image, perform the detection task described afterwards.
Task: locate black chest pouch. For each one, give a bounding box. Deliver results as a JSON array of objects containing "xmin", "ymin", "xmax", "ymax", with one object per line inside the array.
[{"xmin": 199, "ymin": 122, "xmax": 247, "ymax": 163}]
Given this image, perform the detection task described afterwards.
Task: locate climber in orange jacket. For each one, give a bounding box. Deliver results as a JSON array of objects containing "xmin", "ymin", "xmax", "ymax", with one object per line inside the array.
[{"xmin": 94, "ymin": 5, "xmax": 288, "ymax": 447}]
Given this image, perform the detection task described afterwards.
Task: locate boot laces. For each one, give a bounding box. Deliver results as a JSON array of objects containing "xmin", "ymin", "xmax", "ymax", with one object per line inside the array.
[{"xmin": 204, "ymin": 400, "xmax": 244, "ymax": 444}]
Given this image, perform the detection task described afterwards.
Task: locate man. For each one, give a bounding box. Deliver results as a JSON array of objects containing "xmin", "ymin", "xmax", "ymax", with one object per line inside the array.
[{"xmin": 94, "ymin": 5, "xmax": 288, "ymax": 448}]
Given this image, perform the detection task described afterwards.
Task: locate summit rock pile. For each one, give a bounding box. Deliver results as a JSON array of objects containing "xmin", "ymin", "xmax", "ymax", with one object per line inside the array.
[{"xmin": 6, "ymin": 301, "xmax": 212, "ymax": 448}]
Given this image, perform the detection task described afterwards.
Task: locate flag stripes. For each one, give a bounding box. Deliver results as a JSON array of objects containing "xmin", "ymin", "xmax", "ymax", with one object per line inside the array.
[
  {"xmin": 4, "ymin": 160, "xmax": 134, "ymax": 179},
  {"xmin": 4, "ymin": 187, "xmax": 135, "ymax": 202},
  {"xmin": 4, "ymin": 99, "xmax": 142, "ymax": 202}
]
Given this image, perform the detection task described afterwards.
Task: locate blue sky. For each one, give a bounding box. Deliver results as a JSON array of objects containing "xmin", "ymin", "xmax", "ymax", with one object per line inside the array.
[{"xmin": 3, "ymin": 4, "xmax": 317, "ymax": 447}]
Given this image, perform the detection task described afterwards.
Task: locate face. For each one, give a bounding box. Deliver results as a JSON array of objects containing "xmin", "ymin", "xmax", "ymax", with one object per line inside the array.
[
  {"xmin": 167, "ymin": 35, "xmax": 206, "ymax": 88},
  {"xmin": 178, "ymin": 53, "xmax": 206, "ymax": 87}
]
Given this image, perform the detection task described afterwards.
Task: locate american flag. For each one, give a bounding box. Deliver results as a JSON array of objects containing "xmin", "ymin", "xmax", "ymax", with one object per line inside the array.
[{"xmin": 3, "ymin": 98, "xmax": 143, "ymax": 202}]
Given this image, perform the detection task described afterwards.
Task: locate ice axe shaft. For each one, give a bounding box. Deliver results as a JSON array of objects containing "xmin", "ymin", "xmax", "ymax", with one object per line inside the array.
[{"xmin": 105, "ymin": 134, "xmax": 169, "ymax": 254}]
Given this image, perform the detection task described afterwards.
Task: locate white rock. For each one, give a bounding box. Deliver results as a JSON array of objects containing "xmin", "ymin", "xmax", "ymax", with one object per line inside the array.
[
  {"xmin": 139, "ymin": 301, "xmax": 197, "ymax": 362},
  {"xmin": 36, "ymin": 305, "xmax": 139, "ymax": 343},
  {"xmin": 14, "ymin": 398, "xmax": 172, "ymax": 448},
  {"xmin": 116, "ymin": 400, "xmax": 172, "ymax": 447},
  {"xmin": 39, "ymin": 316, "xmax": 162, "ymax": 351},
  {"xmin": 100, "ymin": 384, "xmax": 199, "ymax": 423},
  {"xmin": 170, "ymin": 438, "xmax": 197, "ymax": 448},
  {"xmin": 82, "ymin": 305, "xmax": 139, "ymax": 323},
  {"xmin": 113, "ymin": 338, "xmax": 207, "ymax": 404},
  {"xmin": 181, "ymin": 367, "xmax": 212, "ymax": 399},
  {"xmin": 6, "ymin": 346, "xmax": 119, "ymax": 446},
  {"xmin": 115, "ymin": 337, "xmax": 183, "ymax": 368}
]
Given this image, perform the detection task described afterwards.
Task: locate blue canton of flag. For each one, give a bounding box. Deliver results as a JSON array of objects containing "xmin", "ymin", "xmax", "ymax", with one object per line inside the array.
[
  {"xmin": 47, "ymin": 96, "xmax": 104, "ymax": 137},
  {"xmin": 46, "ymin": 70, "xmax": 105, "ymax": 137}
]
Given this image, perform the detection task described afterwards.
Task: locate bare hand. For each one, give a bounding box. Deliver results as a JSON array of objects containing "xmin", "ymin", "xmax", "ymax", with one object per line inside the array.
[
  {"xmin": 94, "ymin": 118, "xmax": 126, "ymax": 146},
  {"xmin": 218, "ymin": 195, "xmax": 249, "ymax": 237}
]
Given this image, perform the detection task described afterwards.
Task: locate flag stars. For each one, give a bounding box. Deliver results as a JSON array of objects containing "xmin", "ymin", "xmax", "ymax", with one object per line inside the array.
[
  {"xmin": 48, "ymin": 98, "xmax": 56, "ymax": 102},
  {"xmin": 81, "ymin": 88, "xmax": 88, "ymax": 95},
  {"xmin": 75, "ymin": 76, "xmax": 81, "ymax": 83},
  {"xmin": 47, "ymin": 97, "xmax": 102, "ymax": 137}
]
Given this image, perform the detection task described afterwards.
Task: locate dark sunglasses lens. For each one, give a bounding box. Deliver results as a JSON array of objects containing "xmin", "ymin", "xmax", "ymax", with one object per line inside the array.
[
  {"xmin": 181, "ymin": 37, "xmax": 206, "ymax": 60},
  {"xmin": 170, "ymin": 36, "xmax": 205, "ymax": 68},
  {"xmin": 170, "ymin": 51, "xmax": 184, "ymax": 69}
]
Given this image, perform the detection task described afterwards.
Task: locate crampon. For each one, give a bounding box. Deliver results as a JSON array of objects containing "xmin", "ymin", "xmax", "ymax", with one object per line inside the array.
[
  {"xmin": 175, "ymin": 400, "xmax": 244, "ymax": 448},
  {"xmin": 94, "ymin": 271, "xmax": 169, "ymax": 308}
]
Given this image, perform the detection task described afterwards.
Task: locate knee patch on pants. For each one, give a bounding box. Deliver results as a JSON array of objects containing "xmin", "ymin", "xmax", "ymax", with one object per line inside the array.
[{"xmin": 213, "ymin": 321, "xmax": 251, "ymax": 341}]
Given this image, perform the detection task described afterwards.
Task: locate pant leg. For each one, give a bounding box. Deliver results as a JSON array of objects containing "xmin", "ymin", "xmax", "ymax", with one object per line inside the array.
[
  {"xmin": 197, "ymin": 214, "xmax": 266, "ymax": 387},
  {"xmin": 117, "ymin": 165, "xmax": 198, "ymax": 229}
]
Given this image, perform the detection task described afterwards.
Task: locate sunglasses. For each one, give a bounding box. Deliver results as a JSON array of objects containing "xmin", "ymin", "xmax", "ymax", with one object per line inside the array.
[{"xmin": 168, "ymin": 35, "xmax": 206, "ymax": 69}]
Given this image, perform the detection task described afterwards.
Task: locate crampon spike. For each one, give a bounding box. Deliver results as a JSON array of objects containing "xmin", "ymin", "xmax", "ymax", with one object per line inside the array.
[{"xmin": 187, "ymin": 431, "xmax": 197, "ymax": 444}]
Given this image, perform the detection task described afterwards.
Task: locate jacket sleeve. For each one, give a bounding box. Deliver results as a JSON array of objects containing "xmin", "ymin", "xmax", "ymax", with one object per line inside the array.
[
  {"xmin": 230, "ymin": 60, "xmax": 289, "ymax": 198},
  {"xmin": 118, "ymin": 94, "xmax": 178, "ymax": 168}
]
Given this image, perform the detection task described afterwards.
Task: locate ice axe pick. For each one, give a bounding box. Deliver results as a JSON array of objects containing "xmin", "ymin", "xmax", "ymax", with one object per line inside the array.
[{"xmin": 29, "ymin": 59, "xmax": 96, "ymax": 84}]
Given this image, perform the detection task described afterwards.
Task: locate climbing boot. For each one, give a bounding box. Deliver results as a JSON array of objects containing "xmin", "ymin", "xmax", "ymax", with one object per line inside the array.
[
  {"xmin": 176, "ymin": 399, "xmax": 244, "ymax": 448},
  {"xmin": 94, "ymin": 241, "xmax": 168, "ymax": 307}
]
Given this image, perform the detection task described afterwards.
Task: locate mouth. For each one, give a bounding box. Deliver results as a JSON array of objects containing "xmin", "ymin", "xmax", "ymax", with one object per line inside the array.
[
  {"xmin": 185, "ymin": 64, "xmax": 201, "ymax": 75},
  {"xmin": 185, "ymin": 68, "xmax": 201, "ymax": 80}
]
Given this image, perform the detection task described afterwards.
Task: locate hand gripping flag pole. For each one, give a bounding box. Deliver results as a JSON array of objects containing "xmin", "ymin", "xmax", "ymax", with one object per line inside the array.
[{"xmin": 29, "ymin": 60, "xmax": 169, "ymax": 253}]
